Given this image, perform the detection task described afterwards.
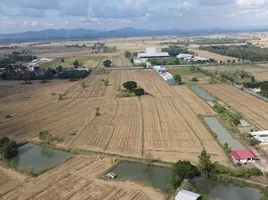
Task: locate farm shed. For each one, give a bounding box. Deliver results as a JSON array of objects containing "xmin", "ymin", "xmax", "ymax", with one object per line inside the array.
[
  {"xmin": 177, "ymin": 53, "xmax": 193, "ymax": 60},
  {"xmin": 175, "ymin": 190, "xmax": 201, "ymax": 200},
  {"xmin": 250, "ymin": 130, "xmax": 268, "ymax": 144},
  {"xmin": 138, "ymin": 47, "xmax": 169, "ymax": 58},
  {"xmin": 231, "ymin": 150, "xmax": 258, "ymax": 164}
]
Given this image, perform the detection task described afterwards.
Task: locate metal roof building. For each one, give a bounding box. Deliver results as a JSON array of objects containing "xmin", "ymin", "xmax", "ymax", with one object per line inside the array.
[
  {"xmin": 177, "ymin": 53, "xmax": 193, "ymax": 60},
  {"xmin": 175, "ymin": 190, "xmax": 201, "ymax": 200},
  {"xmin": 138, "ymin": 47, "xmax": 169, "ymax": 58}
]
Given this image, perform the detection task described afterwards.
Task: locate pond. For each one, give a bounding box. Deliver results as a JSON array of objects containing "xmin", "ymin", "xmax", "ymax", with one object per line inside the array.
[
  {"xmin": 6, "ymin": 143, "xmax": 71, "ymax": 175},
  {"xmin": 190, "ymin": 86, "xmax": 214, "ymax": 101},
  {"xmin": 204, "ymin": 117, "xmax": 245, "ymax": 151},
  {"xmin": 191, "ymin": 177, "xmax": 262, "ymax": 200},
  {"xmin": 111, "ymin": 162, "xmax": 172, "ymax": 192}
]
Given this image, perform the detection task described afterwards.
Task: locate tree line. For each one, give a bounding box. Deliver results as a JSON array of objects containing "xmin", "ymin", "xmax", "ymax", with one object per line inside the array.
[{"xmin": 199, "ymin": 44, "xmax": 268, "ymax": 62}]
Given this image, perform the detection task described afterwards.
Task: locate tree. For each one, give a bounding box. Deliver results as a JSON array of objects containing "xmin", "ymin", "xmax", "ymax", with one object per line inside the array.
[
  {"xmin": 249, "ymin": 138, "xmax": 259, "ymax": 146},
  {"xmin": 103, "ymin": 60, "xmax": 112, "ymax": 67},
  {"xmin": 39, "ymin": 130, "xmax": 52, "ymax": 144},
  {"xmin": 73, "ymin": 59, "xmax": 79, "ymax": 68},
  {"xmin": 134, "ymin": 88, "xmax": 145, "ymax": 96},
  {"xmin": 22, "ymin": 71, "xmax": 32, "ymax": 84},
  {"xmin": 56, "ymin": 65, "xmax": 63, "ymax": 72},
  {"xmin": 198, "ymin": 149, "xmax": 216, "ymax": 178},
  {"xmin": 124, "ymin": 51, "xmax": 132, "ymax": 58},
  {"xmin": 192, "ymin": 77, "xmax": 198, "ymax": 82},
  {"xmin": 0, "ymin": 137, "xmax": 10, "ymax": 148},
  {"xmin": 123, "ymin": 81, "xmax": 137, "ymax": 91},
  {"xmin": 170, "ymin": 161, "xmax": 200, "ymax": 189},
  {"xmin": 61, "ymin": 58, "xmax": 64, "ymax": 63},
  {"xmin": 251, "ymin": 76, "xmax": 255, "ymax": 82},
  {"xmin": 174, "ymin": 75, "xmax": 182, "ymax": 85},
  {"xmin": 1, "ymin": 140, "xmax": 18, "ymax": 159}
]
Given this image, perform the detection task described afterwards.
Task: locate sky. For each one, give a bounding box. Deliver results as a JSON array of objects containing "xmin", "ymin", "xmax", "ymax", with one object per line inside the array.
[{"xmin": 0, "ymin": 0, "xmax": 268, "ymax": 34}]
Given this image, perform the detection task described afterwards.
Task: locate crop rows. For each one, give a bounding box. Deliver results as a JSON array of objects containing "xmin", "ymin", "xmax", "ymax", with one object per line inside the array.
[
  {"xmin": 203, "ymin": 84, "xmax": 268, "ymax": 129},
  {"xmin": 0, "ymin": 156, "xmax": 165, "ymax": 200}
]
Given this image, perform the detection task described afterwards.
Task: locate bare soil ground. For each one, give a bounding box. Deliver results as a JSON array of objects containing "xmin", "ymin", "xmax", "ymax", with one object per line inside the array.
[
  {"xmin": 0, "ymin": 155, "xmax": 166, "ymax": 200},
  {"xmin": 0, "ymin": 70, "xmax": 228, "ymax": 165}
]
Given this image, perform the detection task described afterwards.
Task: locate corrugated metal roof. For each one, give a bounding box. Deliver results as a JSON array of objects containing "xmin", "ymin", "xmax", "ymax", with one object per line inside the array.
[
  {"xmin": 138, "ymin": 52, "xmax": 169, "ymax": 58},
  {"xmin": 175, "ymin": 190, "xmax": 201, "ymax": 200},
  {"xmin": 231, "ymin": 150, "xmax": 258, "ymax": 160}
]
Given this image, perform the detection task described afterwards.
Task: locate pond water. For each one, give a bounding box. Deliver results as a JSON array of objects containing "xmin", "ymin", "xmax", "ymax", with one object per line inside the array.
[
  {"xmin": 204, "ymin": 117, "xmax": 245, "ymax": 151},
  {"xmin": 7, "ymin": 143, "xmax": 71, "ymax": 175},
  {"xmin": 166, "ymin": 78, "xmax": 177, "ymax": 85},
  {"xmin": 111, "ymin": 162, "xmax": 172, "ymax": 192},
  {"xmin": 191, "ymin": 177, "xmax": 262, "ymax": 200},
  {"xmin": 190, "ymin": 86, "xmax": 214, "ymax": 101}
]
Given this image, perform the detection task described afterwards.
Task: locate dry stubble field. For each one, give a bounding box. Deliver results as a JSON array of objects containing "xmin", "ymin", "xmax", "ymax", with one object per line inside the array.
[
  {"xmin": 0, "ymin": 155, "xmax": 165, "ymax": 200},
  {"xmin": 0, "ymin": 70, "xmax": 228, "ymax": 164},
  {"xmin": 203, "ymin": 84, "xmax": 268, "ymax": 130}
]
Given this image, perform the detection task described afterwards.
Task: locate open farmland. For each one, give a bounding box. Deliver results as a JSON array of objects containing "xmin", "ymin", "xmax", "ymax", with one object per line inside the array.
[
  {"xmin": 203, "ymin": 84, "xmax": 268, "ymax": 130},
  {"xmin": 0, "ymin": 155, "xmax": 166, "ymax": 200},
  {"xmin": 0, "ymin": 70, "xmax": 228, "ymax": 164}
]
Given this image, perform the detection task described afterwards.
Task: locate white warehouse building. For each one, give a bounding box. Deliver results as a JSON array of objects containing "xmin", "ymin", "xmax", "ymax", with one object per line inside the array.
[
  {"xmin": 138, "ymin": 47, "xmax": 169, "ymax": 59},
  {"xmin": 250, "ymin": 130, "xmax": 268, "ymax": 144}
]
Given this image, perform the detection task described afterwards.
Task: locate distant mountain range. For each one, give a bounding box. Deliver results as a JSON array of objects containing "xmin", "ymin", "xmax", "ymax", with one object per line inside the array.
[{"xmin": 0, "ymin": 27, "xmax": 268, "ymax": 44}]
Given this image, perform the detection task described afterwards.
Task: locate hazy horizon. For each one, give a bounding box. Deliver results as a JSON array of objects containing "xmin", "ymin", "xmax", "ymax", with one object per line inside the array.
[{"xmin": 0, "ymin": 0, "xmax": 268, "ymax": 34}]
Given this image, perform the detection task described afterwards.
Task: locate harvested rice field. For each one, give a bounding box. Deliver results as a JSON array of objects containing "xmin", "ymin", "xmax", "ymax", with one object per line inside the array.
[
  {"xmin": 0, "ymin": 70, "xmax": 228, "ymax": 164},
  {"xmin": 0, "ymin": 155, "xmax": 166, "ymax": 200},
  {"xmin": 203, "ymin": 84, "xmax": 268, "ymax": 130}
]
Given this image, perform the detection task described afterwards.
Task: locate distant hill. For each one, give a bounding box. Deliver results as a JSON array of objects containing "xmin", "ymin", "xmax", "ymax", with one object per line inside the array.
[{"xmin": 0, "ymin": 27, "xmax": 268, "ymax": 44}]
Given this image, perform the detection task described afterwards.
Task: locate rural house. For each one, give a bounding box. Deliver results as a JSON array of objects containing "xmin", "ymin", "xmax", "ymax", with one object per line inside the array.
[{"xmin": 231, "ymin": 149, "xmax": 258, "ymax": 164}]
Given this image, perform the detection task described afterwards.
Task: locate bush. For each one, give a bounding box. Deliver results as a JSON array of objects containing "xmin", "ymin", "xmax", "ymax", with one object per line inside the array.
[
  {"xmin": 174, "ymin": 74, "xmax": 182, "ymax": 85},
  {"xmin": 4, "ymin": 114, "xmax": 12, "ymax": 119},
  {"xmin": 0, "ymin": 140, "xmax": 18, "ymax": 159},
  {"xmin": 246, "ymin": 167, "xmax": 263, "ymax": 176},
  {"xmin": 134, "ymin": 88, "xmax": 145, "ymax": 96},
  {"xmin": 192, "ymin": 77, "xmax": 198, "ymax": 82},
  {"xmin": 249, "ymin": 138, "xmax": 259, "ymax": 146}
]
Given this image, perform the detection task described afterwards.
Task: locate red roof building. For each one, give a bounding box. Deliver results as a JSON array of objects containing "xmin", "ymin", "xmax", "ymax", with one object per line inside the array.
[{"xmin": 231, "ymin": 150, "xmax": 258, "ymax": 163}]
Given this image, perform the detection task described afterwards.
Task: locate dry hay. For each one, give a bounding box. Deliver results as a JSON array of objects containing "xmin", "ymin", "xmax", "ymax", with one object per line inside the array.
[
  {"xmin": 245, "ymin": 68, "xmax": 268, "ymax": 81},
  {"xmin": 0, "ymin": 156, "xmax": 166, "ymax": 200},
  {"xmin": 203, "ymin": 84, "xmax": 268, "ymax": 130}
]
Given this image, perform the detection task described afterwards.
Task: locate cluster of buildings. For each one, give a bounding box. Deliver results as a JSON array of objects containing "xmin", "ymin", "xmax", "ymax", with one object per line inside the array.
[
  {"xmin": 176, "ymin": 53, "xmax": 208, "ymax": 62},
  {"xmin": 153, "ymin": 66, "xmax": 177, "ymax": 85},
  {"xmin": 28, "ymin": 58, "xmax": 54, "ymax": 71},
  {"xmin": 134, "ymin": 47, "xmax": 209, "ymax": 65}
]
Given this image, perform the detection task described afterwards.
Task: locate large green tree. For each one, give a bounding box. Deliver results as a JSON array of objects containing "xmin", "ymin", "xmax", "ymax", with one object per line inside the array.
[
  {"xmin": 1, "ymin": 140, "xmax": 18, "ymax": 159},
  {"xmin": 170, "ymin": 161, "xmax": 200, "ymax": 189},
  {"xmin": 198, "ymin": 149, "xmax": 216, "ymax": 178},
  {"xmin": 103, "ymin": 60, "xmax": 112, "ymax": 67},
  {"xmin": 134, "ymin": 88, "xmax": 145, "ymax": 96},
  {"xmin": 123, "ymin": 81, "xmax": 137, "ymax": 91},
  {"xmin": 73, "ymin": 59, "xmax": 79, "ymax": 68},
  {"xmin": 174, "ymin": 74, "xmax": 182, "ymax": 85}
]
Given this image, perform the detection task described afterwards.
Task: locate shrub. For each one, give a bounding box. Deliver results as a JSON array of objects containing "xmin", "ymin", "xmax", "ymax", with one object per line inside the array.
[
  {"xmin": 192, "ymin": 77, "xmax": 198, "ymax": 82},
  {"xmin": 4, "ymin": 114, "xmax": 12, "ymax": 119},
  {"xmin": 174, "ymin": 74, "xmax": 182, "ymax": 85},
  {"xmin": 134, "ymin": 88, "xmax": 145, "ymax": 96},
  {"xmin": 246, "ymin": 167, "xmax": 263, "ymax": 176},
  {"xmin": 249, "ymin": 138, "xmax": 259, "ymax": 146}
]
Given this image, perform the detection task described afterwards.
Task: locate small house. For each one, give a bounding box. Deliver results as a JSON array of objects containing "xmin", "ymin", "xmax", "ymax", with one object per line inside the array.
[
  {"xmin": 175, "ymin": 190, "xmax": 202, "ymax": 200},
  {"xmin": 250, "ymin": 130, "xmax": 268, "ymax": 144},
  {"xmin": 231, "ymin": 150, "xmax": 258, "ymax": 164}
]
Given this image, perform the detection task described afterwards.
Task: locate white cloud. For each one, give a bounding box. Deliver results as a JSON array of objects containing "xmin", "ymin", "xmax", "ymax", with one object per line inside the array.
[
  {"xmin": 236, "ymin": 0, "xmax": 266, "ymax": 7},
  {"xmin": 31, "ymin": 21, "xmax": 38, "ymax": 27},
  {"xmin": 178, "ymin": 1, "xmax": 194, "ymax": 10},
  {"xmin": 121, "ymin": 19, "xmax": 132, "ymax": 24},
  {"xmin": 64, "ymin": 21, "xmax": 69, "ymax": 25}
]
